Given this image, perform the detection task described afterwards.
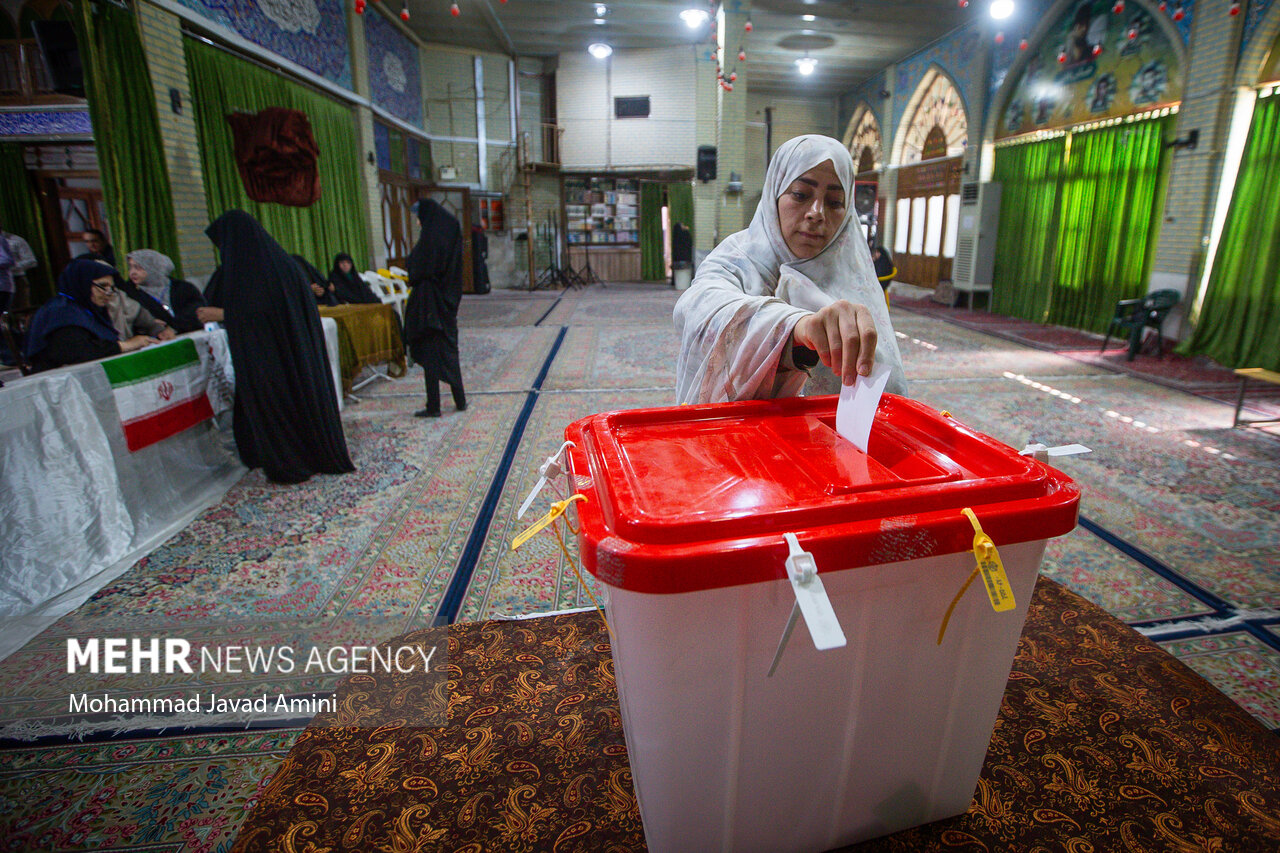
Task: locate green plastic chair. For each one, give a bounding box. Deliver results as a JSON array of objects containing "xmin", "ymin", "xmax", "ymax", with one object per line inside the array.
[{"xmin": 1100, "ymin": 289, "xmax": 1180, "ymax": 361}]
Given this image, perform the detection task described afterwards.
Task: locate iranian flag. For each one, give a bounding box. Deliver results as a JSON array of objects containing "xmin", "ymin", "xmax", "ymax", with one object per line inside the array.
[{"xmin": 102, "ymin": 338, "xmax": 216, "ymax": 452}]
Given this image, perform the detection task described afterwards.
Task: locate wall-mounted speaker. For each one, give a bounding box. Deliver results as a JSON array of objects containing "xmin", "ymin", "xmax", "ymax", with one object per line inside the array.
[{"xmin": 697, "ymin": 145, "xmax": 717, "ymax": 182}]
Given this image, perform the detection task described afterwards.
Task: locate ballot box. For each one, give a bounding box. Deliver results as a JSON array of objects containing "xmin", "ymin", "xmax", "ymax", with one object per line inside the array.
[{"xmin": 564, "ymin": 394, "xmax": 1079, "ymax": 853}]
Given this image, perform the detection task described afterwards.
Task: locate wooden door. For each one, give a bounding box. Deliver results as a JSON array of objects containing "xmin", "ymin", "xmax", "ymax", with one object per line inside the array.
[
  {"xmin": 893, "ymin": 157, "xmax": 962, "ymax": 289},
  {"xmin": 35, "ymin": 175, "xmax": 106, "ymax": 274},
  {"xmin": 420, "ymin": 186, "xmax": 474, "ymax": 294}
]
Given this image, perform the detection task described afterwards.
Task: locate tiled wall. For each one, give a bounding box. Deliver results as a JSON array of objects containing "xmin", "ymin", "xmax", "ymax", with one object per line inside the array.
[
  {"xmin": 165, "ymin": 0, "xmax": 352, "ymax": 89},
  {"xmin": 365, "ymin": 7, "xmax": 422, "ymax": 128}
]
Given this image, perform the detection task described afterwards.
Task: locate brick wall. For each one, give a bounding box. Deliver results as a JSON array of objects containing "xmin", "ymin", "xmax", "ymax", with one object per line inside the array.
[
  {"xmin": 557, "ymin": 46, "xmax": 698, "ymax": 169},
  {"xmin": 137, "ymin": 2, "xmax": 216, "ymax": 277}
]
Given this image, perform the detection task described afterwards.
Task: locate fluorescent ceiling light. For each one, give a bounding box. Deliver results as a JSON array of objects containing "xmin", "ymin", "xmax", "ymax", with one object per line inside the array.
[
  {"xmin": 588, "ymin": 42, "xmax": 613, "ymax": 59},
  {"xmin": 795, "ymin": 56, "xmax": 817, "ymax": 75},
  {"xmin": 990, "ymin": 0, "xmax": 1014, "ymax": 19},
  {"xmin": 802, "ymin": 14, "xmax": 816, "ymax": 21},
  {"xmin": 594, "ymin": 17, "xmax": 606, "ymax": 25},
  {"xmin": 595, "ymin": 4, "xmax": 607, "ymax": 15},
  {"xmin": 680, "ymin": 9, "xmax": 710, "ymax": 28}
]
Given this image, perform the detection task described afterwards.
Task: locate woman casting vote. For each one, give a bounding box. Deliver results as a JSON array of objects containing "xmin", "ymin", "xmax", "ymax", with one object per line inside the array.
[{"xmin": 673, "ymin": 134, "xmax": 905, "ymax": 405}]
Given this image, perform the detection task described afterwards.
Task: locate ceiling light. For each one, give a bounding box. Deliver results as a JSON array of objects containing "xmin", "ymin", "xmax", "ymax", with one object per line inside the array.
[
  {"xmin": 588, "ymin": 42, "xmax": 613, "ymax": 59},
  {"xmin": 802, "ymin": 14, "xmax": 816, "ymax": 21},
  {"xmin": 990, "ymin": 0, "xmax": 1015, "ymax": 19},
  {"xmin": 595, "ymin": 3, "xmax": 607, "ymax": 15},
  {"xmin": 594, "ymin": 17, "xmax": 606, "ymax": 25},
  {"xmin": 795, "ymin": 56, "xmax": 817, "ymax": 75},
  {"xmin": 680, "ymin": 9, "xmax": 710, "ymax": 28}
]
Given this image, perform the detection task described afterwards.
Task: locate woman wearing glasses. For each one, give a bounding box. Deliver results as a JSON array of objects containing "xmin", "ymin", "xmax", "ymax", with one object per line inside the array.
[{"xmin": 24, "ymin": 258, "xmax": 158, "ymax": 372}]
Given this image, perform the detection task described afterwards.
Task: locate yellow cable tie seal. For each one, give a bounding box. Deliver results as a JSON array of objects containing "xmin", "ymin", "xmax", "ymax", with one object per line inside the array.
[
  {"xmin": 937, "ymin": 508, "xmax": 1016, "ymax": 645},
  {"xmin": 512, "ymin": 494, "xmax": 586, "ymax": 551},
  {"xmin": 510, "ymin": 494, "xmax": 613, "ymax": 641}
]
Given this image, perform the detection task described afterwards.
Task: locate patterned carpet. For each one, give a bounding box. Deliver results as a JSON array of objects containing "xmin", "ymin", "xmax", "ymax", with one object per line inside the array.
[{"xmin": 1, "ymin": 282, "xmax": 1277, "ymax": 850}]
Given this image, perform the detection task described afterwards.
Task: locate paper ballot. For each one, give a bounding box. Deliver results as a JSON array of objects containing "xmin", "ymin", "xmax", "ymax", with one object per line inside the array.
[{"xmin": 835, "ymin": 362, "xmax": 892, "ymax": 452}]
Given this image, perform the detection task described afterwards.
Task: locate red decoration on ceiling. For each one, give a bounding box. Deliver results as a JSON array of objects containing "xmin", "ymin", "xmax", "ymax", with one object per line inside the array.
[
  {"xmin": 1058, "ymin": 47, "xmax": 1067, "ymax": 63},
  {"xmin": 354, "ymin": 0, "xmax": 364, "ymax": 12},
  {"xmin": 738, "ymin": 49, "xmax": 746, "ymax": 61},
  {"xmin": 1018, "ymin": 37, "xmax": 1028, "ymax": 50},
  {"xmin": 1112, "ymin": 1, "xmax": 1124, "ymax": 14},
  {"xmin": 1091, "ymin": 42, "xmax": 1103, "ymax": 56},
  {"xmin": 1127, "ymin": 25, "xmax": 1138, "ymax": 39},
  {"xmin": 958, "ymin": 0, "xmax": 969, "ymax": 7},
  {"xmin": 400, "ymin": 6, "xmax": 409, "ymax": 19},
  {"xmin": 994, "ymin": 31, "xmax": 1004, "ymax": 44},
  {"xmin": 1229, "ymin": 1, "xmax": 1241, "ymax": 15},
  {"xmin": 1173, "ymin": 5, "xmax": 1184, "ymax": 21},
  {"xmin": 1158, "ymin": 0, "xmax": 1167, "ymax": 9},
  {"xmin": 744, "ymin": 20, "xmax": 752, "ymax": 32},
  {"xmin": 450, "ymin": 2, "xmax": 459, "ymax": 16}
]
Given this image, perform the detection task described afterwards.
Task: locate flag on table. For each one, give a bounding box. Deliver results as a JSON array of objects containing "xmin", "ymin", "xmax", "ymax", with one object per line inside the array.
[{"xmin": 102, "ymin": 338, "xmax": 216, "ymax": 452}]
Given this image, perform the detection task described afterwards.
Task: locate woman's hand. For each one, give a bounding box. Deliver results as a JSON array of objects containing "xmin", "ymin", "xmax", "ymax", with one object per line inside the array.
[
  {"xmin": 196, "ymin": 306, "xmax": 225, "ymax": 324},
  {"xmin": 791, "ymin": 299, "xmax": 877, "ymax": 386},
  {"xmin": 120, "ymin": 334, "xmax": 157, "ymax": 353},
  {"xmin": 310, "ymin": 282, "xmax": 325, "ymax": 297},
  {"xmin": 156, "ymin": 326, "xmax": 176, "ymax": 341}
]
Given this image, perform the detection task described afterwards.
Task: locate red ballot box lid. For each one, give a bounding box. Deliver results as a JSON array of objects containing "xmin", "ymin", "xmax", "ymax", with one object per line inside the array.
[{"xmin": 564, "ymin": 394, "xmax": 1080, "ymax": 594}]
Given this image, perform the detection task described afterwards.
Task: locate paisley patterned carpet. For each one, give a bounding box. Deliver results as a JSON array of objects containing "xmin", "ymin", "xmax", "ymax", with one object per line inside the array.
[{"xmin": 1, "ymin": 282, "xmax": 1277, "ymax": 851}]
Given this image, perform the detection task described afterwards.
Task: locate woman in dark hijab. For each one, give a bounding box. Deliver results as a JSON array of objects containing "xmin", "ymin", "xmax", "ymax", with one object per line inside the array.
[
  {"xmin": 404, "ymin": 199, "xmax": 465, "ymax": 417},
  {"xmin": 25, "ymin": 258, "xmax": 156, "ymax": 371},
  {"xmin": 293, "ymin": 254, "xmax": 337, "ymax": 306},
  {"xmin": 203, "ymin": 210, "xmax": 354, "ymax": 484},
  {"xmin": 328, "ymin": 253, "xmax": 379, "ymax": 304}
]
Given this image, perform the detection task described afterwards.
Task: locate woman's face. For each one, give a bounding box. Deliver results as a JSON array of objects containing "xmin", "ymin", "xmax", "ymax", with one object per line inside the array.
[
  {"xmin": 339, "ymin": 259, "xmax": 353, "ymax": 273},
  {"xmin": 127, "ymin": 258, "xmax": 147, "ymax": 284},
  {"xmin": 90, "ymin": 275, "xmax": 115, "ymax": 307},
  {"xmin": 777, "ymin": 159, "xmax": 847, "ymax": 259}
]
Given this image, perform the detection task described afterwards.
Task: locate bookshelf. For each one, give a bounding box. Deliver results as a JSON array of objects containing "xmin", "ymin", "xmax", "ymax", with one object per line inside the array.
[{"xmin": 564, "ymin": 175, "xmax": 640, "ymax": 245}]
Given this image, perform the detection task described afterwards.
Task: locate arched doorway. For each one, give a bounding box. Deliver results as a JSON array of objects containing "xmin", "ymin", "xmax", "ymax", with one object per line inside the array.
[
  {"xmin": 842, "ymin": 104, "xmax": 885, "ymax": 243},
  {"xmin": 893, "ymin": 70, "xmax": 967, "ymax": 289}
]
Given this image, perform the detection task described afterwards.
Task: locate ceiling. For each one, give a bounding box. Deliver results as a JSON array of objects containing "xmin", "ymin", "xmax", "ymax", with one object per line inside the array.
[{"xmin": 400, "ymin": 0, "xmax": 973, "ymax": 98}]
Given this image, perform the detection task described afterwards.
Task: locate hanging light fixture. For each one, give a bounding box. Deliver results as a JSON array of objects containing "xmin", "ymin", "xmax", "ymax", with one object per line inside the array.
[
  {"xmin": 400, "ymin": 0, "xmax": 409, "ymax": 20},
  {"xmin": 449, "ymin": 2, "xmax": 459, "ymax": 16},
  {"xmin": 680, "ymin": 8, "xmax": 710, "ymax": 28},
  {"xmin": 990, "ymin": 0, "xmax": 1014, "ymax": 19},
  {"xmin": 588, "ymin": 42, "xmax": 613, "ymax": 59},
  {"xmin": 795, "ymin": 55, "xmax": 817, "ymax": 76}
]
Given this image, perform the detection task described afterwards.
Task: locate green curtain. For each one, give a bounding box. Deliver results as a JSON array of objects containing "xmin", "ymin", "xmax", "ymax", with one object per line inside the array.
[
  {"xmin": 639, "ymin": 182, "xmax": 664, "ymax": 280},
  {"xmin": 991, "ymin": 137, "xmax": 1065, "ymax": 322},
  {"xmin": 72, "ymin": 0, "xmax": 180, "ymax": 272},
  {"xmin": 0, "ymin": 142, "xmax": 54, "ymax": 305},
  {"xmin": 1180, "ymin": 94, "xmax": 1280, "ymax": 370},
  {"xmin": 183, "ymin": 38, "xmax": 369, "ymax": 272},
  {"xmin": 990, "ymin": 116, "xmax": 1169, "ymax": 332},
  {"xmin": 1048, "ymin": 118, "xmax": 1171, "ymax": 332},
  {"xmin": 667, "ymin": 180, "xmax": 693, "ymax": 242}
]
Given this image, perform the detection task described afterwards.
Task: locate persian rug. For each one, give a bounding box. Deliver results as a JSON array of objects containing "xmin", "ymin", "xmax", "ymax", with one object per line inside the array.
[
  {"xmin": 230, "ymin": 582, "xmax": 1280, "ymax": 852},
  {"xmin": 456, "ymin": 293, "xmax": 559, "ymax": 328},
  {"xmin": 0, "ymin": 394, "xmax": 521, "ymax": 737},
  {"xmin": 359, "ymin": 325, "xmax": 563, "ymax": 397},
  {"xmin": 541, "ymin": 325, "xmax": 680, "ymax": 391},
  {"xmin": 449, "ymin": 389, "xmax": 676, "ymax": 624},
  {"xmin": 0, "ymin": 728, "xmax": 302, "ymax": 851},
  {"xmin": 540, "ymin": 290, "xmax": 680, "ymax": 328}
]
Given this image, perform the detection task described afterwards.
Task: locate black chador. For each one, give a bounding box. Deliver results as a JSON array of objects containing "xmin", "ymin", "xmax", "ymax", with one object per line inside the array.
[
  {"xmin": 204, "ymin": 210, "xmax": 354, "ymax": 483},
  {"xmin": 404, "ymin": 199, "xmax": 466, "ymax": 417}
]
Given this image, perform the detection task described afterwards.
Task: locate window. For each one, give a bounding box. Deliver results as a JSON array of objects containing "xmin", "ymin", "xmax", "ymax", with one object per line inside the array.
[
  {"xmin": 615, "ymin": 96, "xmax": 650, "ymax": 119},
  {"xmin": 943, "ymin": 193, "xmax": 960, "ymax": 258},
  {"xmin": 895, "ymin": 198, "xmax": 910, "ymax": 253},
  {"xmin": 909, "ymin": 197, "xmax": 926, "ymax": 255},
  {"xmin": 925, "ymin": 195, "xmax": 944, "ymax": 257}
]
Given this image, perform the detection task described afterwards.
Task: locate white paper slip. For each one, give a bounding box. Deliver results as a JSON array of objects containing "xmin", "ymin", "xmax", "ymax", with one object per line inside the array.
[{"xmin": 835, "ymin": 361, "xmax": 892, "ymax": 453}]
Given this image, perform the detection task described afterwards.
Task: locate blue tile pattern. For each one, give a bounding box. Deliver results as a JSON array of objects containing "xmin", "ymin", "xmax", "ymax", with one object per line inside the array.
[
  {"xmin": 374, "ymin": 120, "xmax": 390, "ymax": 171},
  {"xmin": 365, "ymin": 9, "xmax": 421, "ymax": 128},
  {"xmin": 170, "ymin": 0, "xmax": 352, "ymax": 89},
  {"xmin": 892, "ymin": 24, "xmax": 984, "ymax": 146},
  {"xmin": 0, "ymin": 109, "xmax": 93, "ymax": 137}
]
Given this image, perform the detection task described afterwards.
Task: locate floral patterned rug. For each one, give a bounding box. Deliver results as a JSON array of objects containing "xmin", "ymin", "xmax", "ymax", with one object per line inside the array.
[{"xmin": 1, "ymin": 283, "xmax": 1276, "ymax": 851}]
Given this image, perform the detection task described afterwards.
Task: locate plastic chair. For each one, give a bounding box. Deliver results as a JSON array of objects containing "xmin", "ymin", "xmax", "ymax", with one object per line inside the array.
[
  {"xmin": 1, "ymin": 309, "xmax": 35, "ymax": 376},
  {"xmin": 361, "ymin": 271, "xmax": 407, "ymax": 322},
  {"xmin": 1100, "ymin": 289, "xmax": 1180, "ymax": 361}
]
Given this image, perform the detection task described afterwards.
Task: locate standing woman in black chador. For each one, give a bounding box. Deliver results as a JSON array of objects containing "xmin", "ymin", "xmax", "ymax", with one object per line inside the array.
[
  {"xmin": 198, "ymin": 210, "xmax": 354, "ymax": 484},
  {"xmin": 404, "ymin": 198, "xmax": 466, "ymax": 418}
]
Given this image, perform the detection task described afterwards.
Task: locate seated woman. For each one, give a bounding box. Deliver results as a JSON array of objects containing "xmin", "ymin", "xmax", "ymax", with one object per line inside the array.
[
  {"xmin": 109, "ymin": 285, "xmax": 174, "ymax": 342},
  {"xmin": 674, "ymin": 134, "xmax": 905, "ymax": 404},
  {"xmin": 293, "ymin": 254, "xmax": 337, "ymax": 306},
  {"xmin": 328, "ymin": 253, "xmax": 380, "ymax": 304},
  {"xmin": 24, "ymin": 259, "xmax": 157, "ymax": 372},
  {"xmin": 124, "ymin": 249, "xmax": 207, "ymax": 333}
]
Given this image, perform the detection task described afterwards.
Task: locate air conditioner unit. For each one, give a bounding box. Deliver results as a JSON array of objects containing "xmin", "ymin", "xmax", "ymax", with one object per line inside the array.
[{"xmin": 950, "ymin": 182, "xmax": 1001, "ymax": 308}]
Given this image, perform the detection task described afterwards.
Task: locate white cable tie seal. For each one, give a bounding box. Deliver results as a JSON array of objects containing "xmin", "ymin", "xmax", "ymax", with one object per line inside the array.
[
  {"xmin": 768, "ymin": 533, "xmax": 846, "ymax": 677},
  {"xmin": 1020, "ymin": 442, "xmax": 1092, "ymax": 462},
  {"xmin": 517, "ymin": 440, "xmax": 576, "ymax": 520}
]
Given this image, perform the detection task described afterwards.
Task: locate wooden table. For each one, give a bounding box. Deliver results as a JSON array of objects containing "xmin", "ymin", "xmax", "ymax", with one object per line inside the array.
[{"xmin": 1232, "ymin": 367, "xmax": 1280, "ymax": 429}]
